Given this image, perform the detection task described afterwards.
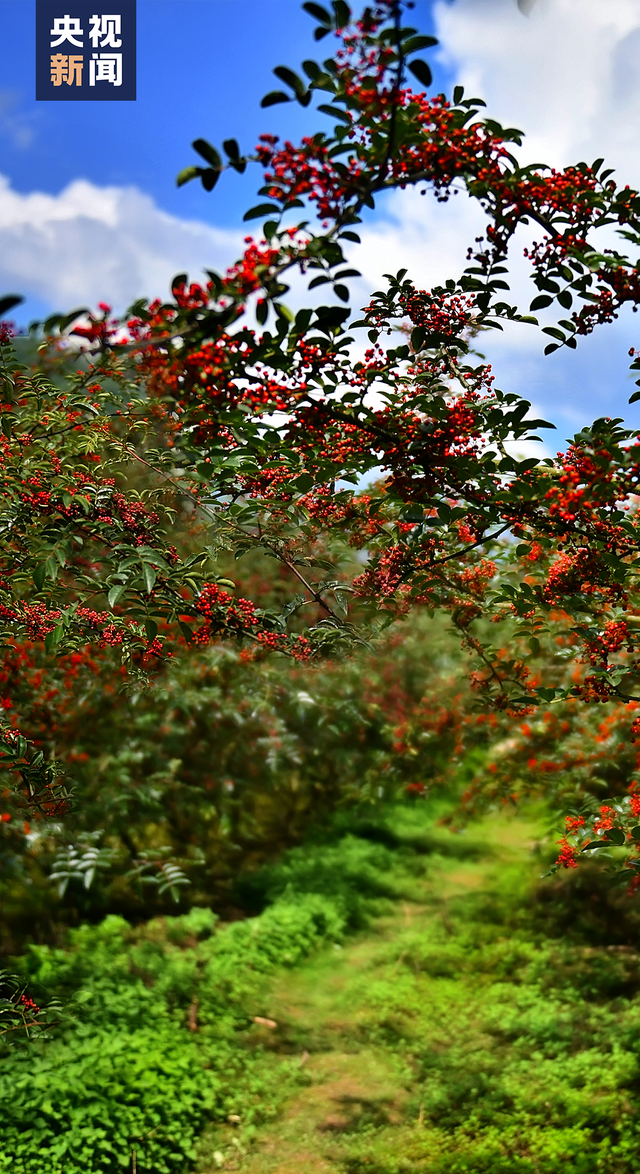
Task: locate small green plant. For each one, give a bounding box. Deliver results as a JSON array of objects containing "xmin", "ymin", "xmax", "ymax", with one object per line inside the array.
[
  {"xmin": 0, "ymin": 831, "xmax": 398, "ymax": 1173},
  {"xmin": 6, "ymin": 804, "xmax": 640, "ymax": 1172},
  {"xmin": 0, "ymin": 970, "xmax": 59, "ymax": 1044}
]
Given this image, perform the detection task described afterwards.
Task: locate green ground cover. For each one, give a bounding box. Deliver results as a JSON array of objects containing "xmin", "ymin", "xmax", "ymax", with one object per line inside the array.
[{"xmin": 3, "ymin": 802, "xmax": 640, "ymax": 1173}]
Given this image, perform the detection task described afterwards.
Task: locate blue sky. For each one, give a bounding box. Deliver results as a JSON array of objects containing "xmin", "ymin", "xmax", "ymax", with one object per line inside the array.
[
  {"xmin": 2, "ymin": 1, "xmax": 440, "ymax": 226},
  {"xmin": 0, "ymin": 0, "xmax": 443, "ymax": 324},
  {"xmin": 2, "ymin": 0, "xmax": 640, "ymax": 444}
]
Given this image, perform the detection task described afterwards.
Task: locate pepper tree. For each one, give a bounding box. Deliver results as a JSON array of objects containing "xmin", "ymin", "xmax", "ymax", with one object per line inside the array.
[{"xmin": 2, "ymin": 0, "xmax": 640, "ymax": 872}]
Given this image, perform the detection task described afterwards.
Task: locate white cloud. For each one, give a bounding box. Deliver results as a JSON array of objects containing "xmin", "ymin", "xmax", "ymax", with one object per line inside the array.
[
  {"xmin": 353, "ymin": 0, "xmax": 640, "ymax": 300},
  {"xmin": 0, "ymin": 173, "xmax": 239, "ymax": 312},
  {"xmin": 354, "ymin": 187, "xmax": 485, "ymax": 296},
  {"xmin": 3, "ymin": 1, "xmax": 640, "ymax": 434},
  {"xmin": 344, "ymin": 0, "xmax": 640, "ymax": 435},
  {"xmin": 434, "ymin": 0, "xmax": 640, "ymax": 181}
]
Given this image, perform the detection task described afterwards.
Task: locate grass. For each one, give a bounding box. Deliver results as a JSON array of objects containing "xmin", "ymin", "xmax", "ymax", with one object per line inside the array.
[
  {"xmin": 194, "ymin": 805, "xmax": 640, "ymax": 1173},
  {"xmin": 5, "ymin": 799, "xmax": 640, "ymax": 1172}
]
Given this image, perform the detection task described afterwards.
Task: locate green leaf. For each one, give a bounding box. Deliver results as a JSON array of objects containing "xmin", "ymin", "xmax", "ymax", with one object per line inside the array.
[
  {"xmin": 403, "ymin": 35, "xmax": 438, "ymax": 53},
  {"xmin": 145, "ymin": 619, "xmax": 158, "ymax": 643},
  {"xmin": 142, "ymin": 564, "xmax": 157, "ymax": 595},
  {"xmin": 243, "ymin": 204, "xmax": 282, "ymax": 221},
  {"xmin": 302, "ymin": 1, "xmax": 332, "ymax": 23},
  {"xmin": 108, "ymin": 584, "xmax": 126, "ymax": 609},
  {"xmin": 177, "ymin": 165, "xmax": 202, "ymax": 188},
  {"xmin": 178, "ymin": 620, "xmax": 193, "ymax": 642},
  {"xmin": 333, "ymin": 0, "xmax": 351, "ymax": 28},
  {"xmin": 222, "ymin": 138, "xmax": 240, "ymax": 160},
  {"xmin": 334, "ymin": 284, "xmax": 349, "ymax": 302},
  {"xmin": 302, "ymin": 59, "xmax": 323, "ymax": 81},
  {"xmin": 530, "ymin": 294, "xmax": 553, "ymax": 312},
  {"xmin": 0, "ymin": 294, "xmax": 23, "ymax": 319},
  {"xmin": 261, "ymin": 90, "xmax": 292, "ymax": 108},
  {"xmin": 295, "ymin": 308, "xmax": 313, "ymax": 332},
  {"xmin": 192, "ymin": 138, "xmax": 222, "ymax": 169},
  {"xmin": 411, "ymin": 327, "xmax": 426, "ymax": 351},
  {"xmin": 43, "ymin": 312, "xmax": 63, "ymax": 333},
  {"xmin": 408, "ymin": 59, "xmax": 432, "ymax": 88},
  {"xmin": 453, "ymin": 84, "xmax": 464, "ymax": 105},
  {"xmin": 201, "ymin": 168, "xmax": 220, "ymax": 192},
  {"xmin": 44, "ymin": 625, "xmax": 64, "ymax": 654},
  {"xmin": 33, "ymin": 564, "xmax": 46, "ymax": 591},
  {"xmin": 60, "ymin": 307, "xmax": 91, "ymax": 332},
  {"xmin": 222, "ymin": 138, "xmax": 246, "ymax": 172},
  {"xmin": 318, "ymin": 104, "xmax": 352, "ymax": 124},
  {"xmin": 294, "ymin": 472, "xmax": 315, "ymax": 492},
  {"xmin": 605, "ymin": 826, "xmax": 626, "ymax": 846},
  {"xmin": 273, "ymin": 65, "xmax": 307, "ymax": 98},
  {"xmin": 631, "ymin": 826, "xmax": 640, "ymax": 841}
]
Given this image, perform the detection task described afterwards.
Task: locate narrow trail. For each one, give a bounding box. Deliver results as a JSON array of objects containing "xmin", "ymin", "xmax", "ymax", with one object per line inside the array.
[
  {"xmin": 8, "ymin": 804, "xmax": 638, "ymax": 1174},
  {"xmin": 196, "ymin": 814, "xmax": 545, "ymax": 1173}
]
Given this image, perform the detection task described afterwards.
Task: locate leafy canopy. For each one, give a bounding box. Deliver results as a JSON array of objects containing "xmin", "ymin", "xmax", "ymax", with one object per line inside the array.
[{"xmin": 3, "ymin": 0, "xmax": 640, "ymax": 868}]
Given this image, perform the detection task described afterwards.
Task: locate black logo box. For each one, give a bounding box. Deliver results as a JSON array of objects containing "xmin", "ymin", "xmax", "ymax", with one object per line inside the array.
[{"xmin": 36, "ymin": 1, "xmax": 136, "ymax": 101}]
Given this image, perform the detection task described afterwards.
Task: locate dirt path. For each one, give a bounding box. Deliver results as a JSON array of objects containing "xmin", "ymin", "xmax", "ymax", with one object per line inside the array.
[{"xmin": 195, "ymin": 813, "xmax": 540, "ymax": 1173}]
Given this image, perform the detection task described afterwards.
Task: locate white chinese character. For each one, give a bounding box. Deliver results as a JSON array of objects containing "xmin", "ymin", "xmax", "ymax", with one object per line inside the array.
[
  {"xmin": 89, "ymin": 14, "xmax": 122, "ymax": 48},
  {"xmin": 90, "ymin": 52, "xmax": 122, "ymax": 87},
  {"xmin": 50, "ymin": 15, "xmax": 84, "ymax": 48}
]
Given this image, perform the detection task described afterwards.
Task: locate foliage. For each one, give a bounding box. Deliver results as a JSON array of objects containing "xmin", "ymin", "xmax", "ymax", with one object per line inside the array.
[
  {"xmin": 7, "ymin": 2, "xmax": 640, "ymax": 1166},
  {"xmin": 0, "ymin": 605, "xmax": 479, "ymax": 942},
  {"xmin": 0, "ymin": 969, "xmax": 59, "ymax": 1044},
  {"xmin": 5, "ymin": 585, "xmax": 640, "ymax": 939},
  {"xmin": 3, "ymin": 0, "xmax": 640, "ymax": 876},
  {"xmin": 6, "ymin": 801, "xmax": 640, "ymax": 1172},
  {"xmin": 333, "ymin": 907, "xmax": 640, "ymax": 1174},
  {"xmin": 0, "ymin": 826, "xmax": 410, "ymax": 1173},
  {"xmin": 197, "ymin": 807, "xmax": 640, "ymax": 1174}
]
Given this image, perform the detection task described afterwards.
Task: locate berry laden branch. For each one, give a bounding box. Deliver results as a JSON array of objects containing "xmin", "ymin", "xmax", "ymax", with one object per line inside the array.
[{"xmin": 4, "ymin": 0, "xmax": 640, "ymax": 873}]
